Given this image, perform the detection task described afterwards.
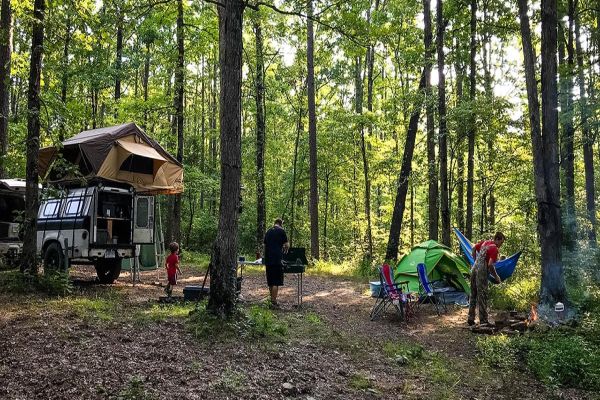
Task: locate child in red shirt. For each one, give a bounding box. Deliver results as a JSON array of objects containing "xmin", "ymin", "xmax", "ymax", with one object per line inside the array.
[{"xmin": 165, "ymin": 242, "xmax": 181, "ymax": 297}]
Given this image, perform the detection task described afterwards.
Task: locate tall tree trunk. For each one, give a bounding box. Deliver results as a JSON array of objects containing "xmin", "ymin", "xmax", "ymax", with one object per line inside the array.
[
  {"xmin": 306, "ymin": 0, "xmax": 319, "ymax": 259},
  {"xmin": 171, "ymin": 0, "xmax": 184, "ymax": 244},
  {"xmin": 437, "ymin": 0, "xmax": 450, "ymax": 246},
  {"xmin": 142, "ymin": 41, "xmax": 151, "ymax": 129},
  {"xmin": 0, "ymin": 0, "xmax": 12, "ymax": 178},
  {"xmin": 481, "ymin": 11, "xmax": 495, "ymax": 231},
  {"xmin": 560, "ymin": 0, "xmax": 576, "ymax": 247},
  {"xmin": 424, "ymin": 0, "xmax": 438, "ymax": 242},
  {"xmin": 410, "ymin": 173, "xmax": 414, "ymax": 248},
  {"xmin": 355, "ymin": 55, "xmax": 373, "ymax": 259},
  {"xmin": 456, "ymin": 62, "xmax": 465, "ymax": 233},
  {"xmin": 59, "ymin": 19, "xmax": 71, "ymax": 141},
  {"xmin": 575, "ymin": 4, "xmax": 596, "ymax": 244},
  {"xmin": 208, "ymin": 0, "xmax": 244, "ymax": 317},
  {"xmin": 22, "ymin": 0, "xmax": 45, "ymax": 274},
  {"xmin": 385, "ymin": 70, "xmax": 427, "ymax": 261},
  {"xmin": 519, "ymin": 0, "xmax": 566, "ymax": 306},
  {"xmin": 361, "ymin": 0, "xmax": 379, "ymax": 259},
  {"xmin": 361, "ymin": 93, "xmax": 373, "ymax": 259},
  {"xmin": 289, "ymin": 102, "xmax": 303, "ymax": 247},
  {"xmin": 200, "ymin": 56, "xmax": 206, "ymax": 209},
  {"xmin": 115, "ymin": 12, "xmax": 123, "ymax": 102},
  {"xmin": 210, "ymin": 56, "xmax": 218, "ymax": 216},
  {"xmin": 323, "ymin": 172, "xmax": 329, "ymax": 259},
  {"xmin": 540, "ymin": 0, "xmax": 566, "ymax": 305},
  {"xmin": 466, "ymin": 0, "xmax": 477, "ymax": 240},
  {"xmin": 253, "ymin": 17, "xmax": 266, "ymax": 255}
]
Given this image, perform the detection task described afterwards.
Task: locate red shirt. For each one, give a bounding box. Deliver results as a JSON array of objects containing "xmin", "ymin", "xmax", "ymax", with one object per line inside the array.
[
  {"xmin": 474, "ymin": 240, "xmax": 499, "ymax": 265},
  {"xmin": 166, "ymin": 253, "xmax": 179, "ymax": 276}
]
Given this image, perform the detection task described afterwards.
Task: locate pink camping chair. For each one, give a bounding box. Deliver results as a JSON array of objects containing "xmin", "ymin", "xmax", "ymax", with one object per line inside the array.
[{"xmin": 370, "ymin": 264, "xmax": 409, "ymax": 322}]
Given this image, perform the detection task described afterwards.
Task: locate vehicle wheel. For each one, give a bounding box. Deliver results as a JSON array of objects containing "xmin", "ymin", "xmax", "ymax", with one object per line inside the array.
[
  {"xmin": 43, "ymin": 242, "xmax": 66, "ymax": 274},
  {"xmin": 95, "ymin": 259, "xmax": 122, "ymax": 284}
]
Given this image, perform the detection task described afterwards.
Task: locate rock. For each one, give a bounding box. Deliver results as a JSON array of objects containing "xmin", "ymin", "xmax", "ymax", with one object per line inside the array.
[
  {"xmin": 282, "ymin": 382, "xmax": 297, "ymax": 396},
  {"xmin": 394, "ymin": 355, "xmax": 409, "ymax": 366}
]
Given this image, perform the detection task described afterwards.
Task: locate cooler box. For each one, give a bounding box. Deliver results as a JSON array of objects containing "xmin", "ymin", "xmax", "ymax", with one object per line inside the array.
[
  {"xmin": 183, "ymin": 285, "xmax": 209, "ymax": 301},
  {"xmin": 370, "ymin": 281, "xmax": 383, "ymax": 298}
]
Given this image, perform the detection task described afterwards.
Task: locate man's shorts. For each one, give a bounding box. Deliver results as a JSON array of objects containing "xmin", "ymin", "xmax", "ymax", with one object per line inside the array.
[
  {"xmin": 168, "ymin": 273, "xmax": 177, "ymax": 286},
  {"xmin": 265, "ymin": 264, "xmax": 284, "ymax": 287}
]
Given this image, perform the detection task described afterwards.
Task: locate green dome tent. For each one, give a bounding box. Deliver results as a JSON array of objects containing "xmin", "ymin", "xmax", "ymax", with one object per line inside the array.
[{"xmin": 394, "ymin": 240, "xmax": 471, "ymax": 295}]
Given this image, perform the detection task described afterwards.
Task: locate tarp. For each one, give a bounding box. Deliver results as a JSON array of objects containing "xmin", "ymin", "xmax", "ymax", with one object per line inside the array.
[
  {"xmin": 453, "ymin": 228, "xmax": 522, "ymax": 282},
  {"xmin": 38, "ymin": 123, "xmax": 183, "ymax": 194},
  {"xmin": 394, "ymin": 240, "xmax": 471, "ymax": 295}
]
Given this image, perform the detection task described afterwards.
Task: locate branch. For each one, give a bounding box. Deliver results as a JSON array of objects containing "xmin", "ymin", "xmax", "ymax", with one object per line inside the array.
[
  {"xmin": 204, "ymin": 0, "xmax": 225, "ymax": 7},
  {"xmin": 247, "ymin": 1, "xmax": 366, "ymax": 47}
]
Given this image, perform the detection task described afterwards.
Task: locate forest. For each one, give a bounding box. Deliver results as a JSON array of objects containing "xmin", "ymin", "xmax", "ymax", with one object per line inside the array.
[{"xmin": 1, "ymin": 0, "xmax": 600, "ymax": 398}]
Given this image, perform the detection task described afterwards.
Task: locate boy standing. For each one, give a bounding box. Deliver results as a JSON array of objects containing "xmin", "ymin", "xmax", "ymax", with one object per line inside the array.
[{"xmin": 165, "ymin": 242, "xmax": 181, "ymax": 297}]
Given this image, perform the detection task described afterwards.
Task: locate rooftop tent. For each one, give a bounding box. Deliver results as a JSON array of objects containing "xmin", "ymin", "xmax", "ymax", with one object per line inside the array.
[
  {"xmin": 394, "ymin": 240, "xmax": 471, "ymax": 296},
  {"xmin": 38, "ymin": 123, "xmax": 183, "ymax": 195},
  {"xmin": 453, "ymin": 228, "xmax": 522, "ymax": 282}
]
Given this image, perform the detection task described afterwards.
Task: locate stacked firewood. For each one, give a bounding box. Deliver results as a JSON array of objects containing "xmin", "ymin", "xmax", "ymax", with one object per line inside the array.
[{"xmin": 470, "ymin": 311, "xmax": 533, "ymax": 335}]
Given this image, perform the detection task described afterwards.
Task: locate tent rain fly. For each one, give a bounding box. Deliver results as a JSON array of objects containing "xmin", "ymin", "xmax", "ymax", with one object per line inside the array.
[{"xmin": 38, "ymin": 123, "xmax": 183, "ymax": 195}]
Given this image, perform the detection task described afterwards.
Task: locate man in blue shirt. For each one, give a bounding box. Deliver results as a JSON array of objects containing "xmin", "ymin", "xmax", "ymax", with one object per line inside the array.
[{"xmin": 263, "ymin": 218, "xmax": 289, "ymax": 308}]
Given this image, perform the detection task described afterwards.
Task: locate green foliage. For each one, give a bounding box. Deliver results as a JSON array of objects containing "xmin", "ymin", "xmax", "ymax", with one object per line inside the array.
[
  {"xmin": 179, "ymin": 251, "xmax": 210, "ymax": 271},
  {"xmin": 245, "ymin": 305, "xmax": 287, "ymax": 338},
  {"xmin": 382, "ymin": 341, "xmax": 425, "ymax": 364},
  {"xmin": 521, "ymin": 333, "xmax": 600, "ymax": 389},
  {"xmin": 215, "ymin": 368, "xmax": 247, "ymax": 393},
  {"xmin": 36, "ymin": 271, "xmax": 73, "ymax": 296},
  {"xmin": 349, "ymin": 373, "xmax": 373, "ymax": 390},
  {"xmin": 117, "ymin": 376, "xmax": 156, "ymax": 400},
  {"xmin": 477, "ymin": 331, "xmax": 600, "ymax": 391},
  {"xmin": 53, "ymin": 294, "xmax": 120, "ymax": 322},
  {"xmin": 134, "ymin": 303, "xmax": 194, "ymax": 324},
  {"xmin": 188, "ymin": 303, "xmax": 286, "ymax": 342},
  {"xmin": 0, "ymin": 270, "xmax": 72, "ymax": 296},
  {"xmin": 490, "ymin": 276, "xmax": 539, "ymax": 312},
  {"xmin": 304, "ymin": 311, "xmax": 322, "ymax": 325},
  {"xmin": 475, "ymin": 334, "xmax": 519, "ymax": 369},
  {"xmin": 427, "ymin": 352, "xmax": 460, "ymax": 397}
]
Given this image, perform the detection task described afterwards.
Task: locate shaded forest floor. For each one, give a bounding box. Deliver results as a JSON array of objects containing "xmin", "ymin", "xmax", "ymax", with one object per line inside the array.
[{"xmin": 0, "ymin": 262, "xmax": 596, "ymax": 400}]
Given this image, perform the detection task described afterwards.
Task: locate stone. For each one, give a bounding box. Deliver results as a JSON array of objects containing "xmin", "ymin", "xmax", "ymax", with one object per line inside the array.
[{"xmin": 282, "ymin": 382, "xmax": 297, "ymax": 396}]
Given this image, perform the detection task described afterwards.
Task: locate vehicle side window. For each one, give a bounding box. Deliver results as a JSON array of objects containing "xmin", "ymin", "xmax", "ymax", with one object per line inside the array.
[
  {"xmin": 64, "ymin": 198, "xmax": 84, "ymax": 217},
  {"xmin": 136, "ymin": 197, "xmax": 149, "ymax": 228},
  {"xmin": 41, "ymin": 200, "xmax": 60, "ymax": 218}
]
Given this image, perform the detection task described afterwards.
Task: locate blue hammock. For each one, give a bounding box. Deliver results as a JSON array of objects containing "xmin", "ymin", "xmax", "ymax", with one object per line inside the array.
[{"xmin": 453, "ymin": 228, "xmax": 522, "ymax": 283}]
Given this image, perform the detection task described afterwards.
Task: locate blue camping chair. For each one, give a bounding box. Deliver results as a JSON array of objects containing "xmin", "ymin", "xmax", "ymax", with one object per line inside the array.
[
  {"xmin": 453, "ymin": 228, "xmax": 522, "ymax": 282},
  {"xmin": 416, "ymin": 263, "xmax": 447, "ymax": 315}
]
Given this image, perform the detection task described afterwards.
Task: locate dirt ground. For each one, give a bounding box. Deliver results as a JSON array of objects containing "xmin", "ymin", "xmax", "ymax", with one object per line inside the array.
[{"xmin": 0, "ymin": 264, "xmax": 596, "ymax": 400}]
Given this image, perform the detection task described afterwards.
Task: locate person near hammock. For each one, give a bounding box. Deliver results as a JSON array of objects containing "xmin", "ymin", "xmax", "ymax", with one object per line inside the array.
[{"xmin": 467, "ymin": 231, "xmax": 505, "ymax": 326}]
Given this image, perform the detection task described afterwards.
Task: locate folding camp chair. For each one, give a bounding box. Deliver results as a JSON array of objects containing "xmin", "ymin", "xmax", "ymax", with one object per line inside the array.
[
  {"xmin": 370, "ymin": 264, "xmax": 408, "ymax": 322},
  {"xmin": 416, "ymin": 263, "xmax": 447, "ymax": 315}
]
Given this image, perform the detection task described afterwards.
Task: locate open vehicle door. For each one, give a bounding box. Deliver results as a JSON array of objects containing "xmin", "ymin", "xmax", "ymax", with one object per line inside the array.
[{"xmin": 133, "ymin": 196, "xmax": 154, "ymax": 244}]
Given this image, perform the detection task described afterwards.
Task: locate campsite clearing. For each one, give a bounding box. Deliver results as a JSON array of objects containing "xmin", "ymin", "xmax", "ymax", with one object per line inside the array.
[{"xmin": 0, "ymin": 264, "xmax": 594, "ymax": 400}]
